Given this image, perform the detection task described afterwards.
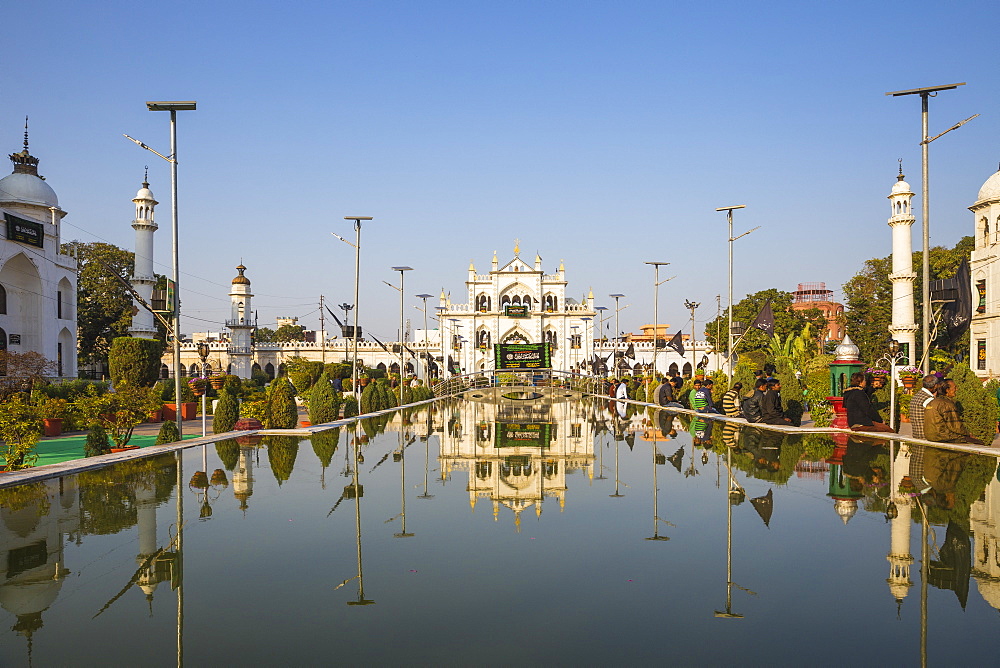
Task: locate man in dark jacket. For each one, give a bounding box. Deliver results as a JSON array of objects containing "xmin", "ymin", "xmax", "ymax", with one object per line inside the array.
[
  {"xmin": 761, "ymin": 379, "xmax": 791, "ymax": 425},
  {"xmin": 742, "ymin": 378, "xmax": 768, "ymax": 423},
  {"xmin": 843, "ymin": 372, "xmax": 894, "ymax": 433}
]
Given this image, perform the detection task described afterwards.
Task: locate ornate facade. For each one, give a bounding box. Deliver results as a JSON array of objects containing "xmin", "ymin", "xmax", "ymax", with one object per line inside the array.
[
  {"xmin": 0, "ymin": 123, "xmax": 77, "ymax": 377},
  {"xmin": 970, "ymin": 166, "xmax": 1000, "ymax": 377}
]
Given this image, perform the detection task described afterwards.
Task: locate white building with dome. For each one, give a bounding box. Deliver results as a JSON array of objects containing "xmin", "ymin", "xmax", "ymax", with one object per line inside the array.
[
  {"xmin": 969, "ymin": 165, "xmax": 1000, "ymax": 378},
  {"xmin": 0, "ymin": 124, "xmax": 77, "ymax": 377}
]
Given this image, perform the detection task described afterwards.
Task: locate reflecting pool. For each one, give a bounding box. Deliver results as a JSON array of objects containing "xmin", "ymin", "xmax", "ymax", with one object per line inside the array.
[{"xmin": 2, "ymin": 393, "xmax": 999, "ymax": 666}]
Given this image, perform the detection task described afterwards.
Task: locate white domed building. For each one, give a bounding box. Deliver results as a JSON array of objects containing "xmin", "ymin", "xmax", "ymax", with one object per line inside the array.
[
  {"xmin": 969, "ymin": 164, "xmax": 1000, "ymax": 377},
  {"xmin": 0, "ymin": 124, "xmax": 77, "ymax": 377}
]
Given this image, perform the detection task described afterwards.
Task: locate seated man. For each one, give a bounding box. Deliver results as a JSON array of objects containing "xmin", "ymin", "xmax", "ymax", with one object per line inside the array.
[
  {"xmin": 696, "ymin": 379, "xmax": 720, "ymax": 414},
  {"xmin": 843, "ymin": 371, "xmax": 894, "ymax": 433},
  {"xmin": 761, "ymin": 379, "xmax": 792, "ymax": 425}
]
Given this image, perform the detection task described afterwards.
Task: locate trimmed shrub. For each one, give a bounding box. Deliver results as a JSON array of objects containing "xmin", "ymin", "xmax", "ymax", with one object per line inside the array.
[
  {"xmin": 360, "ymin": 382, "xmax": 378, "ymax": 413},
  {"xmin": 213, "ymin": 389, "xmax": 239, "ymax": 433},
  {"xmin": 266, "ymin": 377, "xmax": 298, "ymax": 429},
  {"xmin": 156, "ymin": 420, "xmax": 180, "ymax": 445},
  {"xmin": 109, "ymin": 337, "xmax": 165, "ymax": 388},
  {"xmin": 342, "ymin": 396, "xmax": 359, "ymax": 418},
  {"xmin": 952, "ymin": 363, "xmax": 998, "ymax": 444},
  {"xmin": 85, "ymin": 423, "xmax": 112, "ymax": 457},
  {"xmin": 309, "ymin": 374, "xmax": 339, "ymax": 424},
  {"xmin": 266, "ymin": 435, "xmax": 300, "ymax": 484},
  {"xmin": 312, "ymin": 429, "xmax": 340, "ymax": 468}
]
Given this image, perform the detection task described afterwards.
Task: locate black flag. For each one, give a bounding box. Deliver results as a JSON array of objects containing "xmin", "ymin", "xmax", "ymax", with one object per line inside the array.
[
  {"xmin": 369, "ymin": 334, "xmax": 391, "ymax": 353},
  {"xmin": 698, "ymin": 354, "xmax": 709, "ymax": 369},
  {"xmin": 665, "ymin": 331, "xmax": 685, "ymax": 357},
  {"xmin": 325, "ymin": 304, "xmax": 345, "ymax": 328},
  {"xmin": 625, "ymin": 343, "xmax": 636, "ymax": 360},
  {"xmin": 751, "ymin": 300, "xmax": 775, "ymax": 337},
  {"xmin": 940, "ymin": 259, "xmax": 972, "ymax": 345}
]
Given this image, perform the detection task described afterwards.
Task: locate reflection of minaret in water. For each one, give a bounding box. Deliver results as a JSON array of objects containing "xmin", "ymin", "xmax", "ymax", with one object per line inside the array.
[
  {"xmin": 136, "ymin": 485, "xmax": 163, "ymax": 606},
  {"xmin": 233, "ymin": 445, "xmax": 256, "ymax": 514},
  {"xmin": 886, "ymin": 445, "xmax": 914, "ymax": 612}
]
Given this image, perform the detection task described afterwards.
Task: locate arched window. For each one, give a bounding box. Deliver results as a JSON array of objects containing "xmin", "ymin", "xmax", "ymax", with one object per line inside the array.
[
  {"xmin": 682, "ymin": 362, "xmax": 692, "ymax": 377},
  {"xmin": 0, "ymin": 284, "xmax": 5, "ymax": 314},
  {"xmin": 668, "ymin": 362, "xmax": 679, "ymax": 375},
  {"xmin": 179, "ymin": 363, "xmax": 187, "ymax": 376},
  {"xmin": 265, "ymin": 363, "xmax": 275, "ymax": 379},
  {"xmin": 160, "ymin": 363, "xmax": 170, "ymax": 379},
  {"xmin": 190, "ymin": 363, "xmax": 200, "ymax": 377}
]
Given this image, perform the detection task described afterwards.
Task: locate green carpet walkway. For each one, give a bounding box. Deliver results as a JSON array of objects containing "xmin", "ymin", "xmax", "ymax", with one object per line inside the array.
[{"xmin": 34, "ymin": 434, "xmax": 201, "ymax": 467}]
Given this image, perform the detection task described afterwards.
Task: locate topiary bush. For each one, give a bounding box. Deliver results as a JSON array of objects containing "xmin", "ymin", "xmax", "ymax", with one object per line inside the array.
[
  {"xmin": 85, "ymin": 422, "xmax": 112, "ymax": 457},
  {"xmin": 109, "ymin": 337, "xmax": 165, "ymax": 388},
  {"xmin": 342, "ymin": 395, "xmax": 359, "ymax": 418},
  {"xmin": 213, "ymin": 388, "xmax": 239, "ymax": 433},
  {"xmin": 952, "ymin": 363, "xmax": 998, "ymax": 444},
  {"xmin": 266, "ymin": 377, "xmax": 298, "ymax": 429},
  {"xmin": 215, "ymin": 438, "xmax": 240, "ymax": 470},
  {"xmin": 156, "ymin": 420, "xmax": 180, "ymax": 445},
  {"xmin": 309, "ymin": 373, "xmax": 339, "ymax": 424}
]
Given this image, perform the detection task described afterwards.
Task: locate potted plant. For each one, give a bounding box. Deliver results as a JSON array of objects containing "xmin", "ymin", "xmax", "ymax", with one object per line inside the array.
[
  {"xmin": 209, "ymin": 373, "xmax": 227, "ymax": 390},
  {"xmin": 0, "ymin": 395, "xmax": 43, "ymax": 471},
  {"xmin": 358, "ymin": 373, "xmax": 371, "ymax": 388},
  {"xmin": 897, "ymin": 366, "xmax": 922, "ymax": 391},
  {"xmin": 40, "ymin": 397, "xmax": 70, "ymax": 437},
  {"xmin": 76, "ymin": 381, "xmax": 161, "ymax": 451},
  {"xmin": 189, "ymin": 377, "xmax": 208, "ymax": 397},
  {"xmin": 160, "ymin": 378, "xmax": 198, "ymax": 420}
]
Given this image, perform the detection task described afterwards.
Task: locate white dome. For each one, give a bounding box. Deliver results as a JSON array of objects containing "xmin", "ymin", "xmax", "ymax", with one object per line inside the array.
[
  {"xmin": 134, "ymin": 186, "xmax": 156, "ymax": 202},
  {"xmin": 978, "ymin": 170, "xmax": 1000, "ymax": 203},
  {"xmin": 0, "ymin": 172, "xmax": 58, "ymax": 207},
  {"xmin": 891, "ymin": 179, "xmax": 912, "ymax": 195}
]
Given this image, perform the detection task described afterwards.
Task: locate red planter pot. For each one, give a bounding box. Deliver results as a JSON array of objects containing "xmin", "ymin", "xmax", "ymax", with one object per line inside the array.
[
  {"xmin": 162, "ymin": 403, "xmax": 198, "ymax": 420},
  {"xmin": 300, "ymin": 420, "xmax": 312, "ymax": 427},
  {"xmin": 148, "ymin": 409, "xmax": 163, "ymax": 423},
  {"xmin": 110, "ymin": 446, "xmax": 140, "ymax": 453},
  {"xmin": 43, "ymin": 418, "xmax": 63, "ymax": 437}
]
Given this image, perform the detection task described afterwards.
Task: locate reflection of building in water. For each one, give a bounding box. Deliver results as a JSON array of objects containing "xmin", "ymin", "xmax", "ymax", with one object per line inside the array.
[
  {"xmin": 970, "ymin": 471, "xmax": 1000, "ymax": 609},
  {"xmin": 439, "ymin": 397, "xmax": 595, "ymax": 529},
  {"xmin": 233, "ymin": 442, "xmax": 257, "ymax": 513},
  {"xmin": 886, "ymin": 446, "xmax": 914, "ymax": 607},
  {"xmin": 826, "ymin": 439, "xmax": 862, "ymax": 525},
  {"xmin": 0, "ymin": 478, "xmax": 78, "ymax": 659}
]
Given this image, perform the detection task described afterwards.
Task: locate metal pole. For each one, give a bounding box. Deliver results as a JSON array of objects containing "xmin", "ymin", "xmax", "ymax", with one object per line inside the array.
[
  {"xmin": 728, "ymin": 209, "xmax": 734, "ymax": 385},
  {"xmin": 352, "ymin": 220, "xmax": 362, "ymax": 392},
  {"xmin": 921, "ymin": 93, "xmax": 930, "ymax": 374},
  {"xmin": 170, "ymin": 110, "xmax": 183, "ymax": 437},
  {"xmin": 399, "ymin": 271, "xmax": 405, "ymax": 384},
  {"xmin": 653, "ymin": 267, "xmax": 659, "ymax": 377}
]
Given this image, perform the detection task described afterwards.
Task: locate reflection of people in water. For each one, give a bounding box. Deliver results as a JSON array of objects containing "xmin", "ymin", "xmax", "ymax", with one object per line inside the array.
[
  {"xmin": 841, "ymin": 437, "xmax": 888, "ymax": 490},
  {"xmin": 691, "ymin": 417, "xmax": 714, "ymax": 445},
  {"xmin": 656, "ymin": 410, "xmax": 678, "ymax": 439},
  {"xmin": 739, "ymin": 428, "xmax": 781, "ymax": 472}
]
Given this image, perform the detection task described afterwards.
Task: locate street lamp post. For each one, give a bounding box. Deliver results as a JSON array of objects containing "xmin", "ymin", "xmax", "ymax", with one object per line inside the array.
[
  {"xmin": 716, "ymin": 205, "xmax": 756, "ymax": 384},
  {"xmin": 415, "ymin": 294, "xmax": 433, "ymax": 380},
  {"xmin": 128, "ymin": 100, "xmax": 196, "ymax": 436},
  {"xmin": 645, "ymin": 263, "xmax": 671, "ymax": 377},
  {"xmin": 886, "ymin": 83, "xmax": 976, "ymax": 373},
  {"xmin": 580, "ymin": 317, "xmax": 592, "ymax": 375},
  {"xmin": 391, "ymin": 267, "xmax": 412, "ymax": 383},
  {"xmin": 342, "ymin": 217, "xmax": 373, "ymax": 392},
  {"xmin": 197, "ymin": 342, "xmax": 209, "ymax": 438},
  {"xmin": 610, "ymin": 294, "xmax": 626, "ymax": 376},
  {"xmin": 685, "ymin": 299, "xmax": 700, "ymax": 377}
]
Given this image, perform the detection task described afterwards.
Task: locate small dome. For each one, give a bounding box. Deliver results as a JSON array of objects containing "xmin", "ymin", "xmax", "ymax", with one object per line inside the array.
[
  {"xmin": 834, "ymin": 334, "xmax": 860, "ymax": 362},
  {"xmin": 231, "ymin": 264, "xmax": 251, "ymax": 285},
  {"xmin": 0, "ymin": 172, "xmax": 58, "ymax": 207},
  {"xmin": 834, "ymin": 498, "xmax": 858, "ymax": 525},
  {"xmin": 891, "ymin": 178, "xmax": 912, "ymax": 195},
  {"xmin": 977, "ymin": 169, "xmax": 1000, "ymax": 203},
  {"xmin": 134, "ymin": 180, "xmax": 157, "ymax": 203}
]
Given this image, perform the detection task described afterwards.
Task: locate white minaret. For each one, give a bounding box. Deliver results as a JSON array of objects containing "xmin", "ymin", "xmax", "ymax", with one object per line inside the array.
[
  {"xmin": 888, "ymin": 164, "xmax": 918, "ymax": 361},
  {"xmin": 228, "ymin": 264, "xmax": 254, "ymax": 378},
  {"xmin": 129, "ymin": 173, "xmax": 158, "ymax": 338}
]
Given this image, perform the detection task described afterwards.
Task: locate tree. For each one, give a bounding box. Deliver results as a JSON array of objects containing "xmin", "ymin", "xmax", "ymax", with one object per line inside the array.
[
  {"xmin": 109, "ymin": 337, "xmax": 165, "ymax": 387},
  {"xmin": 255, "ymin": 327, "xmax": 276, "ymax": 343},
  {"xmin": 76, "ymin": 381, "xmax": 160, "ymax": 448},
  {"xmin": 842, "ymin": 236, "xmax": 972, "ymax": 364},
  {"xmin": 308, "ymin": 373, "xmax": 339, "ymax": 424},
  {"xmin": 0, "ymin": 395, "xmax": 43, "ymax": 470},
  {"xmin": 0, "ymin": 351, "xmax": 57, "ymax": 400},
  {"xmin": 274, "ymin": 324, "xmax": 306, "ymax": 342},
  {"xmin": 704, "ymin": 289, "xmax": 815, "ymax": 356},
  {"xmin": 62, "ymin": 241, "xmax": 135, "ymax": 370}
]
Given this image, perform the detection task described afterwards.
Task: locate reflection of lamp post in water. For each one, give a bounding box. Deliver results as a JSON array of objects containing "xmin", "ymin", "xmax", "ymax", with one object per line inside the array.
[
  {"xmin": 394, "ymin": 419, "xmax": 414, "ymax": 539},
  {"xmin": 610, "ymin": 428, "xmax": 625, "ymax": 499},
  {"xmin": 716, "ymin": 446, "xmax": 748, "ymax": 619},
  {"xmin": 345, "ymin": 428, "xmax": 374, "ymax": 606},
  {"xmin": 645, "ymin": 426, "xmax": 669, "ymax": 541}
]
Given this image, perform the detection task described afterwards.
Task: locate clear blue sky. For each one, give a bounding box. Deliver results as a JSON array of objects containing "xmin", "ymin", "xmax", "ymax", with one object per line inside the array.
[{"xmin": 6, "ymin": 0, "xmax": 998, "ymax": 342}]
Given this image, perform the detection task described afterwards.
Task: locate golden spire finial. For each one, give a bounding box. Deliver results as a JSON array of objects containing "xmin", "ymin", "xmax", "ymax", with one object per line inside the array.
[{"xmin": 514, "ymin": 239, "xmax": 520, "ymax": 256}]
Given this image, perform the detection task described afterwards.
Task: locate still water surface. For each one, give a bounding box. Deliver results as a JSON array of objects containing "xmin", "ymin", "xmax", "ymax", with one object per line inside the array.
[{"xmin": 2, "ymin": 395, "xmax": 999, "ymax": 666}]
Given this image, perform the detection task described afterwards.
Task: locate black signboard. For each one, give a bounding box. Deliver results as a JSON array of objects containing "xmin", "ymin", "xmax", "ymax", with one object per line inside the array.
[
  {"xmin": 5, "ymin": 213, "xmax": 44, "ymax": 249},
  {"xmin": 504, "ymin": 304, "xmax": 529, "ymax": 318},
  {"xmin": 495, "ymin": 422, "xmax": 552, "ymax": 449},
  {"xmin": 495, "ymin": 342, "xmax": 552, "ymax": 370}
]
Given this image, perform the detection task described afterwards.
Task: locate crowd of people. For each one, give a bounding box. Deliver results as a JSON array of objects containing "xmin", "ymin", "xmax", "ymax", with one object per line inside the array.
[{"xmin": 607, "ymin": 368, "xmax": 990, "ymax": 447}]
